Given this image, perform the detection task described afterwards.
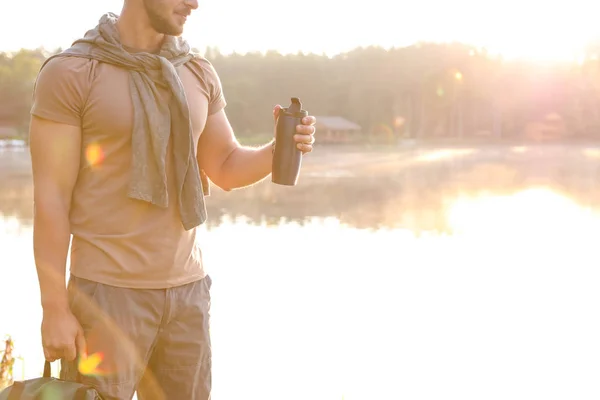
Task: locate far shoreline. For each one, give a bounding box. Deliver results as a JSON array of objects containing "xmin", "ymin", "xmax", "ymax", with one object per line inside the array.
[{"xmin": 3, "ymin": 138, "xmax": 600, "ymax": 181}]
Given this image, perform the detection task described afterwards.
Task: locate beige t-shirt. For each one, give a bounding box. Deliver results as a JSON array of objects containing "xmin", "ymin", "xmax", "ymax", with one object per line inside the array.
[{"xmin": 31, "ymin": 52, "xmax": 226, "ymax": 289}]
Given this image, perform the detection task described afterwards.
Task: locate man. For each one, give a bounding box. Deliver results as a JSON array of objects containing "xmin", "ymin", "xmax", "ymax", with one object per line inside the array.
[{"xmin": 29, "ymin": 0, "xmax": 316, "ymax": 399}]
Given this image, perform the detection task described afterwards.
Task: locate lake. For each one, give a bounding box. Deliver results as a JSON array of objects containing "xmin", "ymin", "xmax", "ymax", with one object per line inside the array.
[{"xmin": 2, "ymin": 143, "xmax": 600, "ymax": 400}]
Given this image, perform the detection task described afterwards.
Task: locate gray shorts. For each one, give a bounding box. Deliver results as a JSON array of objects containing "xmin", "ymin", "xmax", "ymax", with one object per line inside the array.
[{"xmin": 60, "ymin": 274, "xmax": 212, "ymax": 400}]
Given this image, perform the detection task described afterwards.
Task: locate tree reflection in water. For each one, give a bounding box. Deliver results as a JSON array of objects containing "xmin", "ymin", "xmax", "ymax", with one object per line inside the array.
[{"xmin": 3, "ymin": 144, "xmax": 600, "ymax": 234}]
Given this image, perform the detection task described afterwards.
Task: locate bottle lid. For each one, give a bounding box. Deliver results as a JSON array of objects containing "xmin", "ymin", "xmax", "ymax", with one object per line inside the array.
[{"xmin": 285, "ymin": 97, "xmax": 308, "ymax": 117}]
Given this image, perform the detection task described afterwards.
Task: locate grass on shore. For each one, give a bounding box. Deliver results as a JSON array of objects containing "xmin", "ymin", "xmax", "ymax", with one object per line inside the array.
[{"xmin": 0, "ymin": 337, "xmax": 14, "ymax": 390}]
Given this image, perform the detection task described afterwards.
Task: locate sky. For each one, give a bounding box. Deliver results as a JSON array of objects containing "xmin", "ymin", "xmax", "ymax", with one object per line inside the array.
[{"xmin": 2, "ymin": 0, "xmax": 600, "ymax": 61}]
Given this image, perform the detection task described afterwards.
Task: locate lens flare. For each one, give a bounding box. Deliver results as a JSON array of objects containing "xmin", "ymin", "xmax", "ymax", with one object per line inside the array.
[
  {"xmin": 78, "ymin": 352, "xmax": 104, "ymax": 376},
  {"xmin": 85, "ymin": 143, "xmax": 104, "ymax": 167}
]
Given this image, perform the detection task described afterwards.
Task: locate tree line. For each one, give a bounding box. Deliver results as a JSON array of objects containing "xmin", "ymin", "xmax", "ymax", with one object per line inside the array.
[{"xmin": 3, "ymin": 42, "xmax": 600, "ymax": 141}]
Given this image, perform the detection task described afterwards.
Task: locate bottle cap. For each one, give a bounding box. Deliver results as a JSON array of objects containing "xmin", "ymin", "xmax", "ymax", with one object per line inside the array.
[
  {"xmin": 285, "ymin": 97, "xmax": 308, "ymax": 117},
  {"xmin": 288, "ymin": 97, "xmax": 302, "ymax": 113}
]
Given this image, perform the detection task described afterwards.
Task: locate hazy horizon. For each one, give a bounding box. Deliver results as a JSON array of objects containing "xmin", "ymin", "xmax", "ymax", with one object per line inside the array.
[{"xmin": 4, "ymin": 0, "xmax": 600, "ymax": 62}]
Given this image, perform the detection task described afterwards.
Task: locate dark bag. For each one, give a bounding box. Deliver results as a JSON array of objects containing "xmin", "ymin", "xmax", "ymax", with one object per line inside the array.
[{"xmin": 0, "ymin": 361, "xmax": 102, "ymax": 400}]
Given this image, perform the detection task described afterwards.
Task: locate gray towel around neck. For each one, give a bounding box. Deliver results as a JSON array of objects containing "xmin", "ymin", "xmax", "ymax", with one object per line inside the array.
[{"xmin": 41, "ymin": 12, "xmax": 208, "ymax": 230}]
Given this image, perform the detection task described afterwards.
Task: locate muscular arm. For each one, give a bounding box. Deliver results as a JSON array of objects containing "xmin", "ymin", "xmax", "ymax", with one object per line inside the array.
[
  {"xmin": 197, "ymin": 110, "xmax": 273, "ymax": 191},
  {"xmin": 30, "ymin": 116, "xmax": 81, "ymax": 311}
]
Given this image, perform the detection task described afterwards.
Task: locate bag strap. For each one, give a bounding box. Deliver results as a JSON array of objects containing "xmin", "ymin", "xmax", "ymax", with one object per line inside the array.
[
  {"xmin": 43, "ymin": 361, "xmax": 51, "ymax": 378},
  {"xmin": 6, "ymin": 381, "xmax": 24, "ymax": 400}
]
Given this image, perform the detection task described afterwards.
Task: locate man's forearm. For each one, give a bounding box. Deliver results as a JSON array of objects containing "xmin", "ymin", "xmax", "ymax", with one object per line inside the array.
[
  {"xmin": 218, "ymin": 141, "xmax": 274, "ymax": 190},
  {"xmin": 33, "ymin": 201, "xmax": 71, "ymax": 310}
]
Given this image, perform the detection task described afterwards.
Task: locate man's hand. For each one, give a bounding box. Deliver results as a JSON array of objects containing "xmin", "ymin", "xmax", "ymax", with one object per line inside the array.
[
  {"xmin": 41, "ymin": 306, "xmax": 87, "ymax": 362},
  {"xmin": 273, "ymin": 105, "xmax": 317, "ymax": 153}
]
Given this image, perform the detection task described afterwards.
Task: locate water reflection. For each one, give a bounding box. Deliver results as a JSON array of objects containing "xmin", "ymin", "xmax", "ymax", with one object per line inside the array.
[
  {"xmin": 3, "ymin": 145, "xmax": 600, "ymax": 399},
  {"xmin": 4, "ymin": 144, "xmax": 600, "ymax": 232}
]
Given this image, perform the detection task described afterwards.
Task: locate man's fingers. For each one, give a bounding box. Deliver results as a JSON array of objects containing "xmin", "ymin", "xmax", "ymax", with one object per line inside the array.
[
  {"xmin": 296, "ymin": 143, "xmax": 313, "ymax": 153},
  {"xmin": 44, "ymin": 345, "xmax": 66, "ymax": 362},
  {"xmin": 75, "ymin": 329, "xmax": 87, "ymax": 360},
  {"xmin": 302, "ymin": 116, "xmax": 316, "ymax": 125},
  {"xmin": 63, "ymin": 343, "xmax": 77, "ymax": 362},
  {"xmin": 296, "ymin": 124, "xmax": 315, "ymax": 135},
  {"xmin": 43, "ymin": 348, "xmax": 58, "ymax": 362},
  {"xmin": 294, "ymin": 134, "xmax": 315, "ymax": 144},
  {"xmin": 43, "ymin": 332, "xmax": 85, "ymax": 363},
  {"xmin": 273, "ymin": 105, "xmax": 283, "ymax": 121}
]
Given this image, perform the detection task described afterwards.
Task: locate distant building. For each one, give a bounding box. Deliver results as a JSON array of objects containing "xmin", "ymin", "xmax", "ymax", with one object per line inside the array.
[
  {"xmin": 523, "ymin": 113, "xmax": 568, "ymax": 141},
  {"xmin": 314, "ymin": 116, "xmax": 362, "ymax": 144}
]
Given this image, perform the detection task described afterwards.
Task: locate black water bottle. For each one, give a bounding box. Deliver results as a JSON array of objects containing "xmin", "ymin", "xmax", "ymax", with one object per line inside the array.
[{"xmin": 272, "ymin": 97, "xmax": 308, "ymax": 186}]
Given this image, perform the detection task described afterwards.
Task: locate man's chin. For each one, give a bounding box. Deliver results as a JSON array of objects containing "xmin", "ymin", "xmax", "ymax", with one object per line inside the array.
[
  {"xmin": 167, "ymin": 22, "xmax": 185, "ymax": 36},
  {"xmin": 158, "ymin": 26, "xmax": 184, "ymax": 37}
]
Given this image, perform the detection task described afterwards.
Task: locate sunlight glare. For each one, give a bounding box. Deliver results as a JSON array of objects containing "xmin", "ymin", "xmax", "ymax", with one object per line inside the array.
[
  {"xmin": 446, "ymin": 187, "xmax": 599, "ymax": 241},
  {"xmin": 85, "ymin": 143, "xmax": 104, "ymax": 167},
  {"xmin": 582, "ymin": 148, "xmax": 600, "ymax": 159},
  {"xmin": 78, "ymin": 352, "xmax": 104, "ymax": 376},
  {"xmin": 414, "ymin": 148, "xmax": 476, "ymax": 163}
]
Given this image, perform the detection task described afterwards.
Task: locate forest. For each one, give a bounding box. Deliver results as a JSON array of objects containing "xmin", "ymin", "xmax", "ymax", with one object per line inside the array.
[{"xmin": 3, "ymin": 42, "xmax": 600, "ymax": 141}]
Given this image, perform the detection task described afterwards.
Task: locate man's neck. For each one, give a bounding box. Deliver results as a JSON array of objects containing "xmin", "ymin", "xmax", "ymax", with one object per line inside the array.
[{"xmin": 116, "ymin": 7, "xmax": 165, "ymax": 53}]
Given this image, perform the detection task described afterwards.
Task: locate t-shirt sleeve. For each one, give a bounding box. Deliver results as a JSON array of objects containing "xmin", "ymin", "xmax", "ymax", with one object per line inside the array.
[
  {"xmin": 195, "ymin": 58, "xmax": 227, "ymax": 116},
  {"xmin": 30, "ymin": 56, "xmax": 94, "ymax": 126}
]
